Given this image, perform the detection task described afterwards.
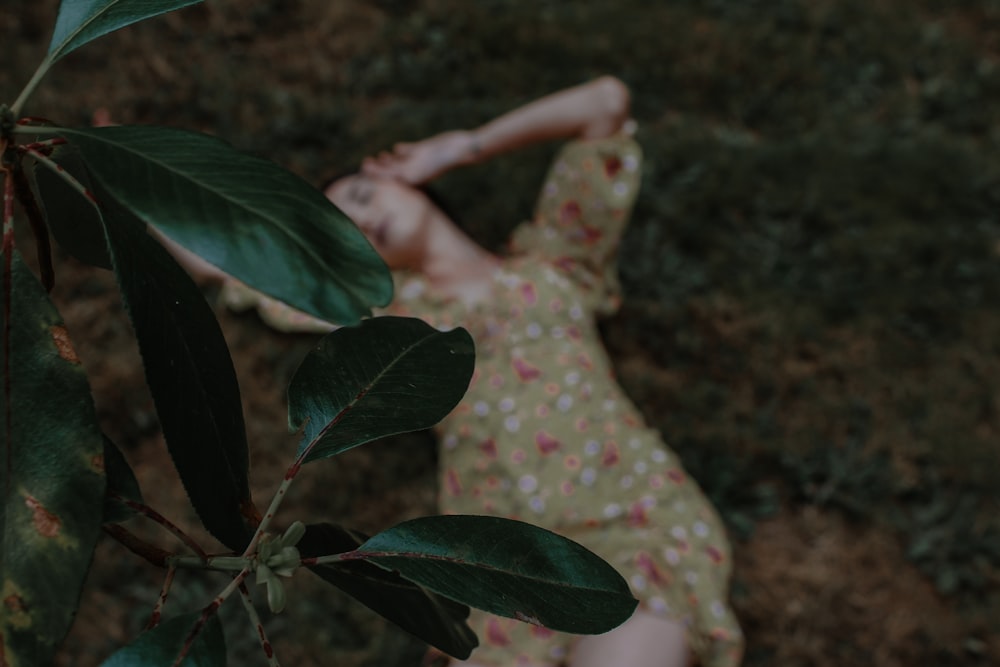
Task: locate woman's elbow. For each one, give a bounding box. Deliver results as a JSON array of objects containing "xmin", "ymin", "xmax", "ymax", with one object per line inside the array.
[
  {"xmin": 585, "ymin": 76, "xmax": 631, "ymax": 137},
  {"xmin": 597, "ymin": 76, "xmax": 631, "ymax": 120}
]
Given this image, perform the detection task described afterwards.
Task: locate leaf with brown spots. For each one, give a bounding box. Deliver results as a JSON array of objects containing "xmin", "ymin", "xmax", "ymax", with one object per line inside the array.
[{"xmin": 1, "ymin": 253, "xmax": 104, "ymax": 664}]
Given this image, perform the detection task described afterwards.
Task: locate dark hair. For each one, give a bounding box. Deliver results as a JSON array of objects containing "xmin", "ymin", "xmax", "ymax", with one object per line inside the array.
[{"xmin": 321, "ymin": 170, "xmax": 464, "ymax": 228}]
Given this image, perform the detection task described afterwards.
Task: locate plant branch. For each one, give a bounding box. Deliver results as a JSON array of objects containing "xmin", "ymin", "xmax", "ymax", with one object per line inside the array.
[
  {"xmin": 16, "ymin": 137, "xmax": 67, "ymax": 155},
  {"xmin": 10, "ymin": 56, "xmax": 55, "ymax": 118},
  {"xmin": 146, "ymin": 563, "xmax": 177, "ymax": 630},
  {"xmin": 111, "ymin": 492, "xmax": 210, "ymax": 561},
  {"xmin": 10, "ymin": 158, "xmax": 54, "ymax": 291},
  {"xmin": 24, "ymin": 147, "xmax": 98, "ymax": 209},
  {"xmin": 237, "ymin": 581, "xmax": 280, "ymax": 667},
  {"xmin": 171, "ymin": 568, "xmax": 251, "ymax": 667},
  {"xmin": 168, "ymin": 554, "xmax": 249, "ymax": 572},
  {"xmin": 241, "ymin": 460, "xmax": 300, "ymax": 558},
  {"xmin": 103, "ymin": 524, "xmax": 173, "ymax": 568},
  {"xmin": 2, "ymin": 170, "xmax": 15, "ymax": 493}
]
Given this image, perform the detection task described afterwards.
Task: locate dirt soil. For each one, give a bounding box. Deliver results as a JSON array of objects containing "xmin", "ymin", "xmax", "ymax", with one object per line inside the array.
[{"xmin": 3, "ymin": 1, "xmax": 999, "ymax": 666}]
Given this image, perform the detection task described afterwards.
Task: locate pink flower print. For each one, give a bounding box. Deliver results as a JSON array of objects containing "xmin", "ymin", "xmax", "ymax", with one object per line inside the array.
[
  {"xmin": 604, "ymin": 155, "xmax": 623, "ymax": 178},
  {"xmin": 520, "ymin": 281, "xmax": 538, "ymax": 306},
  {"xmin": 445, "ymin": 468, "xmax": 462, "ymax": 496},
  {"xmin": 635, "ymin": 551, "xmax": 670, "ymax": 586},
  {"xmin": 554, "ymin": 256, "xmax": 577, "ymax": 273},
  {"xmin": 512, "ymin": 357, "xmax": 541, "ymax": 382},
  {"xmin": 559, "ymin": 200, "xmax": 582, "ymax": 225},
  {"xmin": 564, "ymin": 455, "xmax": 581, "ymax": 470},
  {"xmin": 628, "ymin": 500, "xmax": 649, "ymax": 528},
  {"xmin": 478, "ymin": 438, "xmax": 498, "ymax": 459},
  {"xmin": 489, "ymin": 373, "xmax": 504, "ymax": 389},
  {"xmin": 667, "ymin": 468, "xmax": 686, "ymax": 484},
  {"xmin": 575, "ymin": 417, "xmax": 589, "ymax": 432},
  {"xmin": 602, "ymin": 441, "xmax": 621, "ymax": 467},
  {"xmin": 486, "ymin": 618, "xmax": 511, "ymax": 646},
  {"xmin": 529, "ymin": 625, "xmax": 555, "ymax": 640},
  {"xmin": 560, "ymin": 480, "xmax": 575, "ymax": 496},
  {"xmin": 549, "ymin": 297, "xmax": 563, "ymax": 313},
  {"xmin": 566, "ymin": 325, "xmax": 582, "ymax": 341},
  {"xmin": 577, "ymin": 352, "xmax": 594, "ymax": 370},
  {"xmin": 706, "ymin": 545, "xmax": 725, "ymax": 565},
  {"xmin": 574, "ymin": 224, "xmax": 603, "ymax": 246},
  {"xmin": 535, "ymin": 430, "xmax": 561, "ymax": 455}
]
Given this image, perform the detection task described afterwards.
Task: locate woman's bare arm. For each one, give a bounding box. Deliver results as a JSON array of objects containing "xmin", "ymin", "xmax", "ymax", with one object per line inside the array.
[{"xmin": 362, "ymin": 76, "xmax": 631, "ymax": 184}]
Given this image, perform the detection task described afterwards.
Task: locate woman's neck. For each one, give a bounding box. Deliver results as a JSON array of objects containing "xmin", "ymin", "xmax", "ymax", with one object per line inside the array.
[{"xmin": 418, "ymin": 214, "xmax": 500, "ymax": 306}]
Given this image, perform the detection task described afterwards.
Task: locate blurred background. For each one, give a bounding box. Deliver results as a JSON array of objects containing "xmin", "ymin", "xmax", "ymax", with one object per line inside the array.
[{"xmin": 3, "ymin": 0, "xmax": 999, "ymax": 665}]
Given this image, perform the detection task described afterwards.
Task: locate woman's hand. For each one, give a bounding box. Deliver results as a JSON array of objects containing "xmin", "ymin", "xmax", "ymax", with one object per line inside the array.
[{"xmin": 362, "ymin": 129, "xmax": 477, "ymax": 185}]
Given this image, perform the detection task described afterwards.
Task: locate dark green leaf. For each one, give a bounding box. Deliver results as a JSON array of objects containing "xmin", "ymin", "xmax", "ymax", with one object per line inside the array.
[
  {"xmin": 299, "ymin": 522, "xmax": 478, "ymax": 659},
  {"xmin": 96, "ymin": 185, "xmax": 254, "ymax": 551},
  {"xmin": 288, "ymin": 317, "xmax": 474, "ymax": 463},
  {"xmin": 357, "ymin": 515, "xmax": 638, "ymax": 635},
  {"xmin": 102, "ymin": 434, "xmax": 144, "ymax": 524},
  {"xmin": 60, "ymin": 125, "xmax": 392, "ymax": 325},
  {"xmin": 30, "ymin": 144, "xmax": 112, "ymax": 269},
  {"xmin": 0, "ymin": 251, "xmax": 105, "ymax": 664},
  {"xmin": 100, "ymin": 612, "xmax": 226, "ymax": 667},
  {"xmin": 48, "ymin": 0, "xmax": 202, "ymax": 63}
]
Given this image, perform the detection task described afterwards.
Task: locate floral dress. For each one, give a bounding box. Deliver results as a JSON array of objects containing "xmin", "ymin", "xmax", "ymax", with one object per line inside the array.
[{"xmin": 382, "ymin": 134, "xmax": 744, "ymax": 667}]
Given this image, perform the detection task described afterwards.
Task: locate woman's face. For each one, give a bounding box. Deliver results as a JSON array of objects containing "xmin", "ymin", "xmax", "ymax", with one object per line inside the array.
[{"xmin": 325, "ymin": 175, "xmax": 434, "ymax": 270}]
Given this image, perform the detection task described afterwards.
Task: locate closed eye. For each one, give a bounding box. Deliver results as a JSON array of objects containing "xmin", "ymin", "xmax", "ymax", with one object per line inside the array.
[{"xmin": 348, "ymin": 179, "xmax": 374, "ymax": 206}]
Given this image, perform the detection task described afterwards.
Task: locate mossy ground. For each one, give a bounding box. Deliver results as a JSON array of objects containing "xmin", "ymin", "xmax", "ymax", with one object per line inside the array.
[{"xmin": 3, "ymin": 0, "xmax": 999, "ymax": 665}]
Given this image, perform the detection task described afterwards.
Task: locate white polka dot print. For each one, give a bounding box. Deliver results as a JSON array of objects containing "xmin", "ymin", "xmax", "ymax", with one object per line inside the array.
[{"xmin": 518, "ymin": 475, "xmax": 538, "ymax": 493}]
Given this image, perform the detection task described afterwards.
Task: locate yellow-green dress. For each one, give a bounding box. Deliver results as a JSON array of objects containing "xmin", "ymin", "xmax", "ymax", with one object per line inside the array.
[{"xmin": 382, "ymin": 134, "xmax": 744, "ymax": 667}]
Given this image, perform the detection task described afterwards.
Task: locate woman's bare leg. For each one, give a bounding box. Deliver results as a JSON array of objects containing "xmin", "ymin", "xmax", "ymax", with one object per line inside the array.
[{"xmin": 569, "ymin": 611, "xmax": 688, "ymax": 667}]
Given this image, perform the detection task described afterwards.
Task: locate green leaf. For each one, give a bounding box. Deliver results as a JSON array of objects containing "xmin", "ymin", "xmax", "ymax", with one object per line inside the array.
[
  {"xmin": 357, "ymin": 515, "xmax": 638, "ymax": 635},
  {"xmin": 48, "ymin": 0, "xmax": 202, "ymax": 63},
  {"xmin": 60, "ymin": 125, "xmax": 392, "ymax": 325},
  {"xmin": 1, "ymin": 251, "xmax": 105, "ymax": 664},
  {"xmin": 30, "ymin": 144, "xmax": 112, "ymax": 269},
  {"xmin": 288, "ymin": 317, "xmax": 474, "ymax": 463},
  {"xmin": 299, "ymin": 523, "xmax": 478, "ymax": 659},
  {"xmin": 102, "ymin": 435, "xmax": 144, "ymax": 524},
  {"xmin": 96, "ymin": 185, "xmax": 254, "ymax": 551},
  {"xmin": 100, "ymin": 612, "xmax": 226, "ymax": 666}
]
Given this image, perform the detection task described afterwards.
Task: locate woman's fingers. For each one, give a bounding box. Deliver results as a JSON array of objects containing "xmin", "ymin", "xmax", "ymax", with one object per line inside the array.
[{"xmin": 392, "ymin": 141, "xmax": 415, "ymax": 156}]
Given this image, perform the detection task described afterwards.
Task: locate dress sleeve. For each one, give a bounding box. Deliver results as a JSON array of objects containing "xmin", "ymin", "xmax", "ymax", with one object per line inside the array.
[{"xmin": 508, "ymin": 131, "xmax": 642, "ymax": 315}]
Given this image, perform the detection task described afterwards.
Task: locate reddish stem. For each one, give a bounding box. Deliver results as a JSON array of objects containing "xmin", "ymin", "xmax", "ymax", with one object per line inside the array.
[
  {"xmin": 3, "ymin": 167, "xmax": 15, "ymax": 494},
  {"xmin": 146, "ymin": 563, "xmax": 177, "ymax": 630},
  {"xmin": 110, "ymin": 492, "xmax": 210, "ymax": 561},
  {"xmin": 171, "ymin": 569, "xmax": 250, "ymax": 667},
  {"xmin": 103, "ymin": 524, "xmax": 173, "ymax": 568}
]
